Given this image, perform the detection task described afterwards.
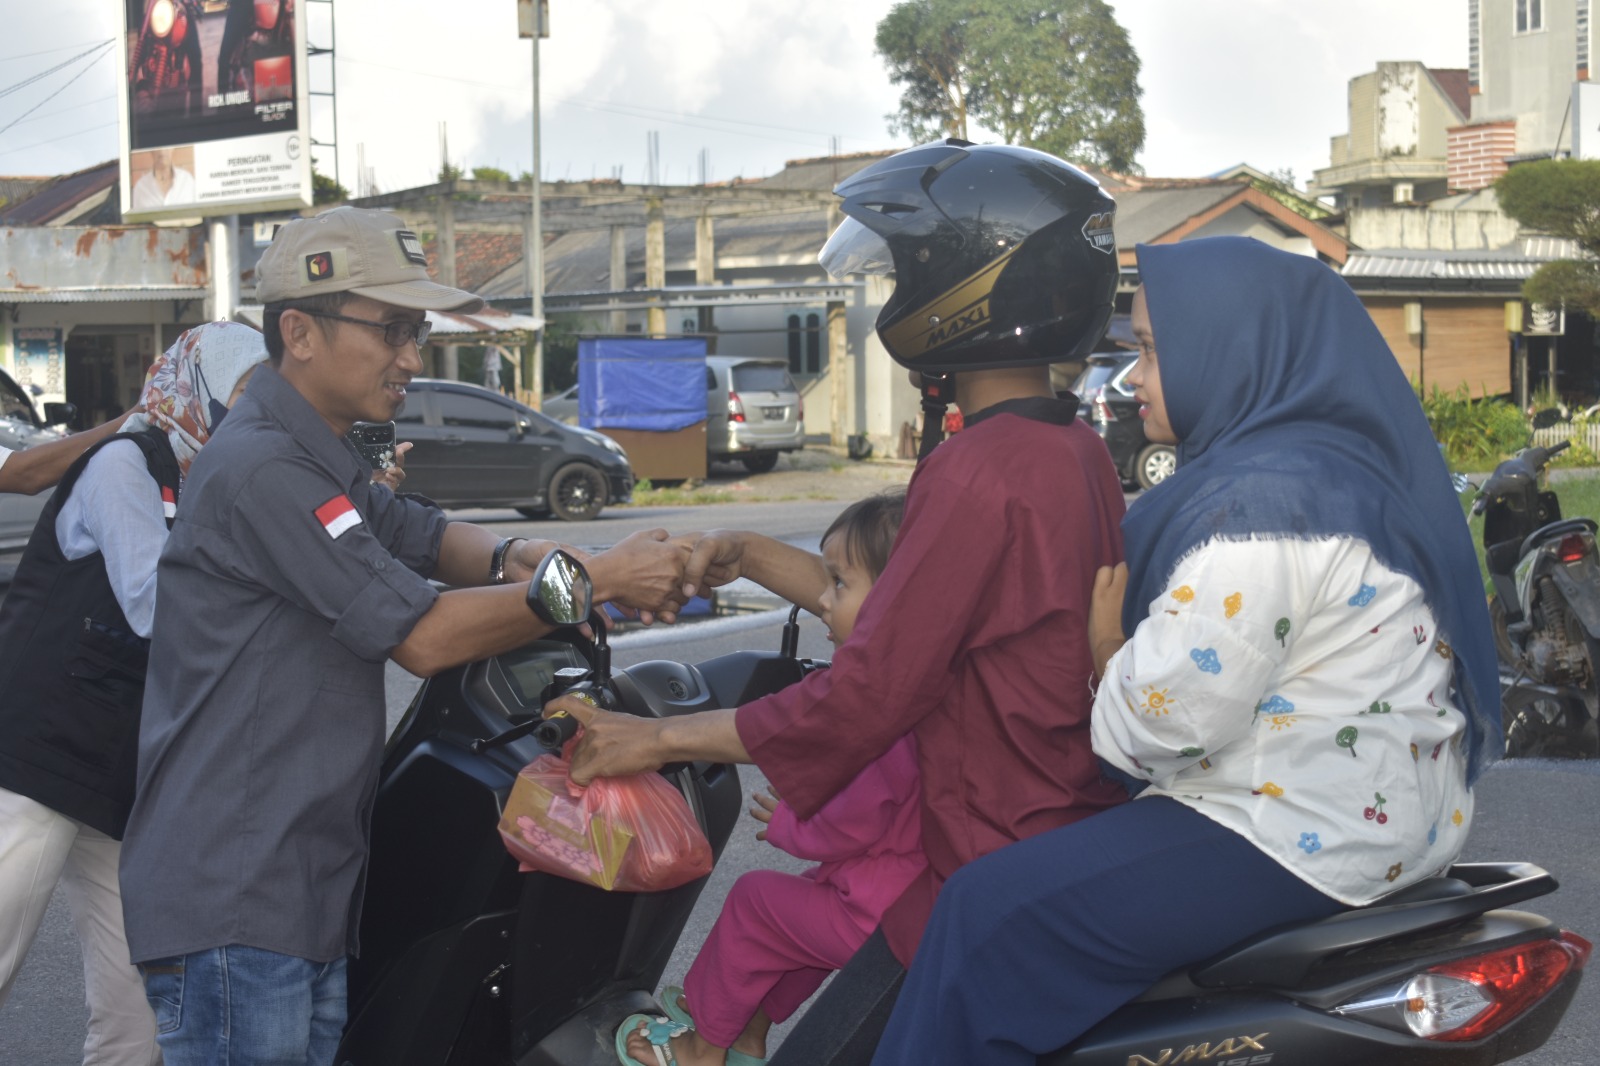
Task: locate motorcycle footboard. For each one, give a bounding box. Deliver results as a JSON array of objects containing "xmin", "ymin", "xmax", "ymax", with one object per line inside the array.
[{"xmin": 515, "ymin": 989, "xmax": 658, "ymax": 1066}]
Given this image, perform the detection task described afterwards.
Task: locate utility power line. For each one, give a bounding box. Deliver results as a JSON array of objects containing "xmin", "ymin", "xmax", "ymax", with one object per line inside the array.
[
  {"xmin": 0, "ymin": 39, "xmax": 113, "ymax": 101},
  {"xmin": 0, "ymin": 44, "xmax": 113, "ymax": 137}
]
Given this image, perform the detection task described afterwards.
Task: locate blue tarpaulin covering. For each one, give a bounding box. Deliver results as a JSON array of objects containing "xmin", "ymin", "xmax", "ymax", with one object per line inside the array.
[{"xmin": 577, "ymin": 337, "xmax": 707, "ymax": 432}]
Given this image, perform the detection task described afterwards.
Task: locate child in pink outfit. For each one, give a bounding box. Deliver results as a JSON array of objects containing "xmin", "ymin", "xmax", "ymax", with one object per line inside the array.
[
  {"xmin": 684, "ymin": 731, "xmax": 924, "ymax": 1050},
  {"xmin": 623, "ymin": 490, "xmax": 924, "ymax": 1066}
]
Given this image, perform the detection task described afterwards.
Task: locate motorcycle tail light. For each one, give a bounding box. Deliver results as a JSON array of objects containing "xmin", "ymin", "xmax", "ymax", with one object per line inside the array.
[
  {"xmin": 151, "ymin": 0, "xmax": 175, "ymax": 36},
  {"xmin": 1557, "ymin": 533, "xmax": 1589, "ymax": 563},
  {"xmin": 1405, "ymin": 931, "xmax": 1591, "ymax": 1041},
  {"xmin": 727, "ymin": 390, "xmax": 746, "ymax": 424}
]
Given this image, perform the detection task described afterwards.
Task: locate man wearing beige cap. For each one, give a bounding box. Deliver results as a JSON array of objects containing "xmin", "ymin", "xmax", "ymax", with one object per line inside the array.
[{"xmin": 117, "ymin": 207, "xmax": 689, "ymax": 1066}]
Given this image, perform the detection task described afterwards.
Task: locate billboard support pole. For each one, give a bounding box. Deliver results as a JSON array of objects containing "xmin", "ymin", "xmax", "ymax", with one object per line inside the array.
[
  {"xmin": 529, "ymin": 31, "xmax": 545, "ymax": 407},
  {"xmin": 210, "ymin": 216, "xmax": 240, "ymax": 322}
]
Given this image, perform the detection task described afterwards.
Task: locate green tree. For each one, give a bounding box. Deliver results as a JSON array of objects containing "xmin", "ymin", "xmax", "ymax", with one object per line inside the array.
[
  {"xmin": 875, "ymin": 0, "xmax": 1144, "ymax": 172},
  {"xmin": 312, "ymin": 168, "xmax": 349, "ymax": 205},
  {"xmin": 1496, "ymin": 159, "xmax": 1600, "ymax": 316},
  {"xmin": 471, "ymin": 165, "xmax": 513, "ymax": 183}
]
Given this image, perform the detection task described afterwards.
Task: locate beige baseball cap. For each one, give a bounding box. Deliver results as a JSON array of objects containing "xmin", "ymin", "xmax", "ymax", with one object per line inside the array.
[{"xmin": 254, "ymin": 206, "xmax": 485, "ymax": 313}]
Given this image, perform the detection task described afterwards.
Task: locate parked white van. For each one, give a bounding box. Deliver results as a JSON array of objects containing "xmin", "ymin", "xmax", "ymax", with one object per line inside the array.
[{"xmin": 704, "ymin": 355, "xmax": 805, "ymax": 473}]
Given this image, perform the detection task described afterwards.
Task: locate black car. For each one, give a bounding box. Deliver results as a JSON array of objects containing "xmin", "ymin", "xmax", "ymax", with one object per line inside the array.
[
  {"xmin": 388, "ymin": 378, "xmax": 633, "ymax": 521},
  {"xmin": 1070, "ymin": 353, "xmax": 1177, "ymax": 490}
]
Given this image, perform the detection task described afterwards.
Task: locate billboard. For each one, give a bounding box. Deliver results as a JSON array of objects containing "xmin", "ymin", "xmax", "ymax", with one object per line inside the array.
[
  {"xmin": 117, "ymin": 0, "xmax": 312, "ymax": 221},
  {"xmin": 1575, "ymin": 81, "xmax": 1600, "ymax": 160}
]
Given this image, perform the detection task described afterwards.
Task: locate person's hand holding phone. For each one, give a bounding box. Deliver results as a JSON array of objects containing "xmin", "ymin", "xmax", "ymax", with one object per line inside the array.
[
  {"xmin": 350, "ymin": 421, "xmax": 410, "ymax": 492},
  {"xmin": 371, "ymin": 442, "xmax": 411, "ymax": 491}
]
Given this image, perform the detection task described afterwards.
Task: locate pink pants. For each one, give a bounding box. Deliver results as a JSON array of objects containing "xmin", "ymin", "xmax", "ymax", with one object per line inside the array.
[{"xmin": 682, "ymin": 868, "xmax": 873, "ymax": 1048}]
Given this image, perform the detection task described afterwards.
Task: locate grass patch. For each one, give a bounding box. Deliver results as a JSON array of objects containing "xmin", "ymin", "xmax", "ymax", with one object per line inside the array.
[
  {"xmin": 621, "ymin": 478, "xmax": 735, "ymax": 507},
  {"xmin": 1459, "ymin": 470, "xmax": 1600, "ymax": 589}
]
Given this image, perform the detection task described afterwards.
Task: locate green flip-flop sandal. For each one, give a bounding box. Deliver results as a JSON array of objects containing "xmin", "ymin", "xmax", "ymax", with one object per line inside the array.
[{"xmin": 656, "ymin": 988, "xmax": 768, "ymax": 1066}]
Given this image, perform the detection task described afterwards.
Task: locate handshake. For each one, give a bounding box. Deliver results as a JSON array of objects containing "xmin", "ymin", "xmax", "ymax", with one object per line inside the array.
[{"xmin": 526, "ymin": 527, "xmax": 765, "ymax": 627}]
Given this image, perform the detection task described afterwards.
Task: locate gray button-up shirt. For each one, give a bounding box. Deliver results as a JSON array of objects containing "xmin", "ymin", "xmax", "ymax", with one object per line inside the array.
[{"xmin": 121, "ymin": 364, "xmax": 446, "ymax": 964}]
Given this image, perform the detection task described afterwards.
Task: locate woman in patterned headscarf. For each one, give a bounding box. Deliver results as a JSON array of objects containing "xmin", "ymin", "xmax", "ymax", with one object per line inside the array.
[
  {"xmin": 123, "ymin": 319, "xmax": 268, "ymax": 477},
  {"xmin": 0, "ymin": 321, "xmax": 266, "ymax": 1066}
]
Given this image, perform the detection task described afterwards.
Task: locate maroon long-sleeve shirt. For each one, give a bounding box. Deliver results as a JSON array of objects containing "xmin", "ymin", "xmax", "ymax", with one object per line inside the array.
[{"xmin": 736, "ymin": 399, "xmax": 1130, "ymax": 964}]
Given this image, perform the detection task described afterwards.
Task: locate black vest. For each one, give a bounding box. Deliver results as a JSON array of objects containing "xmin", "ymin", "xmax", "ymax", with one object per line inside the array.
[{"xmin": 0, "ymin": 428, "xmax": 180, "ymax": 838}]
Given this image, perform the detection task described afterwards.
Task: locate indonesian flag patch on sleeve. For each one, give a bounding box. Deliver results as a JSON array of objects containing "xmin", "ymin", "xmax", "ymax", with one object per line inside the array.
[
  {"xmin": 315, "ymin": 494, "xmax": 362, "ymax": 539},
  {"xmin": 160, "ymin": 486, "xmax": 177, "ymax": 519}
]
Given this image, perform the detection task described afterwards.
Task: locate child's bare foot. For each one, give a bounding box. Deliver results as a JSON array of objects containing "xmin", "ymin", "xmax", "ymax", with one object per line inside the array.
[{"xmin": 730, "ymin": 1007, "xmax": 772, "ymax": 1060}]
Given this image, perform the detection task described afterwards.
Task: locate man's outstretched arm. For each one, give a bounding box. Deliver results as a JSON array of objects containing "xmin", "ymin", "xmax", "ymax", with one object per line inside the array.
[{"xmin": 0, "ymin": 409, "xmax": 138, "ymax": 496}]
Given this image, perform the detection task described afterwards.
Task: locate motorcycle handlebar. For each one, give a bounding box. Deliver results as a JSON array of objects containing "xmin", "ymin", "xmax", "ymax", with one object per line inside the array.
[{"xmin": 533, "ymin": 711, "xmax": 580, "ymax": 748}]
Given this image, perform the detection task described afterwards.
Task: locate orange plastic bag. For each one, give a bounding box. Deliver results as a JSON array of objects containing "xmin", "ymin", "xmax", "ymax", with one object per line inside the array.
[{"xmin": 497, "ymin": 752, "xmax": 713, "ymax": 892}]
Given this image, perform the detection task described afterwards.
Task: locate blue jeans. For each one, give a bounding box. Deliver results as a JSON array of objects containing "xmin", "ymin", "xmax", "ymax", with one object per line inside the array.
[{"xmin": 138, "ymin": 945, "xmax": 347, "ymax": 1066}]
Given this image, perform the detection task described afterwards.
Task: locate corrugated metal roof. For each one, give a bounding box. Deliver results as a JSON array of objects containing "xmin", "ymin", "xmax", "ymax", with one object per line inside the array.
[
  {"xmin": 0, "ymin": 286, "xmax": 206, "ymax": 304},
  {"xmin": 0, "ymin": 161, "xmax": 119, "ymax": 226},
  {"xmin": 1110, "ymin": 183, "xmax": 1244, "ymax": 244},
  {"xmin": 1343, "ymin": 236, "xmax": 1585, "ymax": 280}
]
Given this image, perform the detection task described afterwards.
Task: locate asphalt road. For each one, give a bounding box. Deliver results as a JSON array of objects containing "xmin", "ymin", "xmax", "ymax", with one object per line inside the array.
[{"xmin": 3, "ymin": 501, "xmax": 1597, "ymax": 1064}]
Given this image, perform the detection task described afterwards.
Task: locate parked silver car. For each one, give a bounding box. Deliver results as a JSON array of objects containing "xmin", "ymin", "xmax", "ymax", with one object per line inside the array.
[
  {"xmin": 0, "ymin": 368, "xmax": 74, "ymax": 550},
  {"xmin": 706, "ymin": 355, "xmax": 804, "ymax": 474},
  {"xmin": 540, "ymin": 384, "xmax": 580, "ymax": 425}
]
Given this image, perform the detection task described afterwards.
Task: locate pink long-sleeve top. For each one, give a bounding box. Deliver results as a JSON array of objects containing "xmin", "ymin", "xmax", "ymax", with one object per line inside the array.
[{"xmin": 763, "ymin": 734, "xmax": 927, "ymax": 929}]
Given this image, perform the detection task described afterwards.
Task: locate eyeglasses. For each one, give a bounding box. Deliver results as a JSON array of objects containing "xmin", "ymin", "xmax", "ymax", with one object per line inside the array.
[{"xmin": 297, "ymin": 309, "xmax": 432, "ymax": 348}]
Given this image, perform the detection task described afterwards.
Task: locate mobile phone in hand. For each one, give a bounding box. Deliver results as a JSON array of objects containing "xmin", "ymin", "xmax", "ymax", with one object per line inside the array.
[{"xmin": 349, "ymin": 421, "xmax": 397, "ymax": 470}]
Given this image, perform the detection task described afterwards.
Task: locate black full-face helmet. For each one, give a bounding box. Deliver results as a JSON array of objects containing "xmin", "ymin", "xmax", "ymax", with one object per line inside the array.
[{"xmin": 819, "ymin": 140, "xmax": 1118, "ymax": 375}]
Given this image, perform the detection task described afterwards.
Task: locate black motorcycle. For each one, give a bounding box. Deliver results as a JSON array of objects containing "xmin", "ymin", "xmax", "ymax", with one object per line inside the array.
[
  {"xmin": 1472, "ymin": 441, "xmax": 1600, "ymax": 758},
  {"xmin": 128, "ymin": 0, "xmax": 203, "ymax": 118},
  {"xmin": 336, "ymin": 551, "xmax": 1591, "ymax": 1065}
]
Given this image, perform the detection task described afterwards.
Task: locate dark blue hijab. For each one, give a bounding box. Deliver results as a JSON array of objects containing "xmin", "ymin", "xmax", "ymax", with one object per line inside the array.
[{"xmin": 1122, "ymin": 237, "xmax": 1500, "ymax": 781}]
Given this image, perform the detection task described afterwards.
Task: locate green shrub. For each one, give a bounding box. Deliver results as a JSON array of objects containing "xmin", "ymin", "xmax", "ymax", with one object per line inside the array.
[{"xmin": 1418, "ymin": 383, "xmax": 1530, "ymax": 469}]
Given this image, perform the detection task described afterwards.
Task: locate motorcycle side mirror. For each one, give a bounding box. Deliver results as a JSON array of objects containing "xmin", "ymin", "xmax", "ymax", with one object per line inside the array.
[
  {"xmin": 780, "ymin": 604, "xmax": 801, "ymax": 659},
  {"xmin": 526, "ymin": 549, "xmax": 594, "ymax": 626}
]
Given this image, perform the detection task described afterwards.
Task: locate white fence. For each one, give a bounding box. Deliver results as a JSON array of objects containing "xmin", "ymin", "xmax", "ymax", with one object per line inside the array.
[{"xmin": 1531, "ymin": 423, "xmax": 1600, "ymax": 452}]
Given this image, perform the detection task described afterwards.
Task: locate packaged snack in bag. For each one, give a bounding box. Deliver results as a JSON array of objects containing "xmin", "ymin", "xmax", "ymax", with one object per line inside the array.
[{"xmin": 497, "ymin": 752, "xmax": 713, "ymax": 892}]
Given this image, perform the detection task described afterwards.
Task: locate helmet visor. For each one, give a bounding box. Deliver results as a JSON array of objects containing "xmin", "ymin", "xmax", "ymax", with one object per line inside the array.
[{"xmin": 819, "ymin": 217, "xmax": 894, "ymax": 279}]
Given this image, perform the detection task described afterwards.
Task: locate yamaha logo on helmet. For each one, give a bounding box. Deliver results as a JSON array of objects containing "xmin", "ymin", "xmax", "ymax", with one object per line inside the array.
[{"xmin": 1083, "ymin": 211, "xmax": 1116, "ymax": 254}]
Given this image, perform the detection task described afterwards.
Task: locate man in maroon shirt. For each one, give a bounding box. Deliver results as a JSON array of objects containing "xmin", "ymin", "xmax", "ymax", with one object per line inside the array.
[{"xmin": 549, "ymin": 140, "xmax": 1129, "ymax": 1066}]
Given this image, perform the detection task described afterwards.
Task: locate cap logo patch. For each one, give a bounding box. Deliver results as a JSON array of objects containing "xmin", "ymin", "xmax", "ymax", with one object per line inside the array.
[
  {"xmin": 305, "ymin": 251, "xmax": 335, "ymax": 281},
  {"xmin": 395, "ymin": 230, "xmax": 428, "ymax": 267},
  {"xmin": 1082, "ymin": 210, "xmax": 1116, "ymax": 255}
]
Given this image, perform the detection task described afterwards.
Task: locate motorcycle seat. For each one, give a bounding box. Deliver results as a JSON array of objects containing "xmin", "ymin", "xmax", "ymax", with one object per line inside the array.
[{"xmin": 1379, "ymin": 875, "xmax": 1474, "ymax": 904}]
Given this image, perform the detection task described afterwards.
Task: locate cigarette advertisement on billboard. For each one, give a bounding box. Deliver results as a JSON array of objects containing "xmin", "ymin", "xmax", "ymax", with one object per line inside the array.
[{"xmin": 117, "ymin": 0, "xmax": 312, "ymax": 221}]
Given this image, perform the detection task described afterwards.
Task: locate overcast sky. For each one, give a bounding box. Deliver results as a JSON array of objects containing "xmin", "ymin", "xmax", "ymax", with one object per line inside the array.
[{"xmin": 2, "ymin": 0, "xmax": 1468, "ymax": 196}]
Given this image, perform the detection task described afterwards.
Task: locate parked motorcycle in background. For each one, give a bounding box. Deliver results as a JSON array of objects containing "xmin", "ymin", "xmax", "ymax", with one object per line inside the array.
[
  {"xmin": 1472, "ymin": 440, "xmax": 1600, "ymax": 758},
  {"xmin": 129, "ymin": 0, "xmax": 204, "ymax": 118}
]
